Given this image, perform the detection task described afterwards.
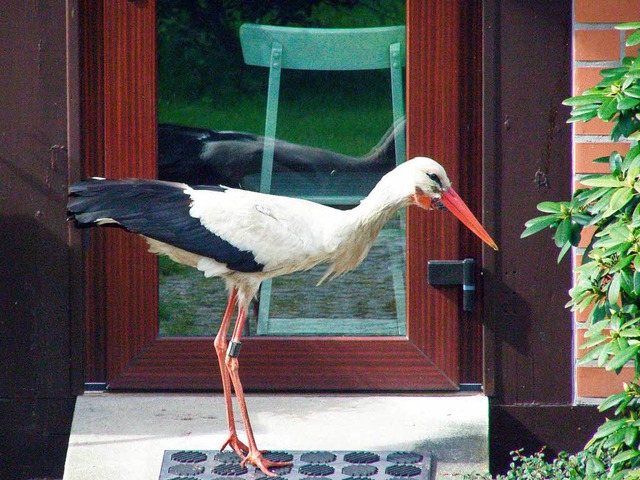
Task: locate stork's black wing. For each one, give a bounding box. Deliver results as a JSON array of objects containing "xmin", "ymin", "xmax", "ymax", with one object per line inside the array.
[{"xmin": 67, "ymin": 178, "xmax": 264, "ymax": 272}]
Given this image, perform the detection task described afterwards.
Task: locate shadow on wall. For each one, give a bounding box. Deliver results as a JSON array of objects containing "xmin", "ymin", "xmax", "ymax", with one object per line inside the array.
[{"xmin": 0, "ymin": 206, "xmax": 77, "ymax": 480}]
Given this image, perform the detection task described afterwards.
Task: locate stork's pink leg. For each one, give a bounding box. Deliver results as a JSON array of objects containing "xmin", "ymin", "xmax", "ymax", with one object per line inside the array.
[
  {"xmin": 225, "ymin": 307, "xmax": 292, "ymax": 477},
  {"xmin": 213, "ymin": 288, "xmax": 249, "ymax": 457}
]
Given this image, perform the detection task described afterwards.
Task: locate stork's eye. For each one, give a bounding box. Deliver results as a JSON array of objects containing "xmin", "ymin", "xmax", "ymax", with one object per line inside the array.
[{"xmin": 427, "ymin": 172, "xmax": 442, "ymax": 187}]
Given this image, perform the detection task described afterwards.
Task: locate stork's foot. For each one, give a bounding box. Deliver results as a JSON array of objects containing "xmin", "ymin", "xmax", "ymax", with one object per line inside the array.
[
  {"xmin": 221, "ymin": 433, "xmax": 249, "ymax": 459},
  {"xmin": 241, "ymin": 450, "xmax": 292, "ymax": 477}
]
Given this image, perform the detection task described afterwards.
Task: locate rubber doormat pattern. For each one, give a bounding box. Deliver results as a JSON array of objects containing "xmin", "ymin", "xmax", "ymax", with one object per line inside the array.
[{"xmin": 159, "ymin": 449, "xmax": 432, "ymax": 480}]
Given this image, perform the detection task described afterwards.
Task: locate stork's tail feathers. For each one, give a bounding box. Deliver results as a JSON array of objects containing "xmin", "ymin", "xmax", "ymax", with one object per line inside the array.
[{"xmin": 67, "ymin": 178, "xmax": 190, "ymax": 230}]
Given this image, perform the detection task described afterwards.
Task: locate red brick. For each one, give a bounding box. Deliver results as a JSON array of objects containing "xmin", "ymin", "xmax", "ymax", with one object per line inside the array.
[
  {"xmin": 576, "ymin": 366, "xmax": 636, "ymax": 398},
  {"xmin": 575, "ymin": 142, "xmax": 630, "ymax": 173},
  {"xmin": 574, "ymin": 67, "xmax": 603, "ymax": 95},
  {"xmin": 578, "ymin": 225, "xmax": 597, "ymax": 248},
  {"xmin": 575, "ymin": 0, "xmax": 640, "ymax": 24},
  {"xmin": 574, "ymin": 254, "xmax": 584, "ymax": 287},
  {"xmin": 574, "ymin": 117, "xmax": 613, "ymax": 136},
  {"xmin": 575, "ymin": 30, "xmax": 621, "ymax": 61},
  {"xmin": 574, "ymin": 305, "xmax": 591, "ymax": 324}
]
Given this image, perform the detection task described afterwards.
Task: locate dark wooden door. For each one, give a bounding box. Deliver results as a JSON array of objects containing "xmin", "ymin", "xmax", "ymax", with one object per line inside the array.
[{"xmin": 80, "ymin": 0, "xmax": 486, "ymax": 391}]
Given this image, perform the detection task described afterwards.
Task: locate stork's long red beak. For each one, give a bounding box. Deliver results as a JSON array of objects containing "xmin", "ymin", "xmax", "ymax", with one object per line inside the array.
[{"xmin": 414, "ymin": 188, "xmax": 499, "ymax": 251}]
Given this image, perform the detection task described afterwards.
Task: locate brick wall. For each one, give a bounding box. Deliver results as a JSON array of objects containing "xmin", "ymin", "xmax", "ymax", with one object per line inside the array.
[{"xmin": 572, "ymin": 0, "xmax": 640, "ymax": 401}]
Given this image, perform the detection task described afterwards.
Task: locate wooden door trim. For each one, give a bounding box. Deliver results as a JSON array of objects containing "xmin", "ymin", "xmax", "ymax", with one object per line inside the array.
[
  {"xmin": 108, "ymin": 337, "xmax": 457, "ymax": 390},
  {"xmin": 83, "ymin": 0, "xmax": 484, "ymax": 391}
]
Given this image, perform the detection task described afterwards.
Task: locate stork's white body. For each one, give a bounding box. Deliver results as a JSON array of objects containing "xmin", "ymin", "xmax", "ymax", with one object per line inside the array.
[{"xmin": 145, "ymin": 159, "xmax": 433, "ymax": 307}]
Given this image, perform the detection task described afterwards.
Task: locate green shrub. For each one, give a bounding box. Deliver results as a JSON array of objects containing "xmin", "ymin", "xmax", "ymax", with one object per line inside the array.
[{"xmin": 519, "ymin": 22, "xmax": 640, "ymax": 479}]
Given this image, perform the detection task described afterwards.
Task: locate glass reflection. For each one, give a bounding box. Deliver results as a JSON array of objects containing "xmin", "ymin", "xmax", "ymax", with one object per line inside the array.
[{"xmin": 157, "ymin": 0, "xmax": 405, "ymax": 337}]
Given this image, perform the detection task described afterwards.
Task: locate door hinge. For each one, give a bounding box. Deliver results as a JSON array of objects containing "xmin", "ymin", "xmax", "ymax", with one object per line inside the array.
[{"xmin": 427, "ymin": 258, "xmax": 476, "ymax": 312}]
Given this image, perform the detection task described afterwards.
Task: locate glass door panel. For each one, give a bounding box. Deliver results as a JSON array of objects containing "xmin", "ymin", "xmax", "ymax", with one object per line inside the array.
[{"xmin": 157, "ymin": 1, "xmax": 406, "ymax": 337}]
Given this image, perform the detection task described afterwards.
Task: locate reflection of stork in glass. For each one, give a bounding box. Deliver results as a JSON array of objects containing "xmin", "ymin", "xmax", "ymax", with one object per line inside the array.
[
  {"xmin": 68, "ymin": 157, "xmax": 497, "ymax": 476},
  {"xmin": 158, "ymin": 121, "xmax": 402, "ymax": 187}
]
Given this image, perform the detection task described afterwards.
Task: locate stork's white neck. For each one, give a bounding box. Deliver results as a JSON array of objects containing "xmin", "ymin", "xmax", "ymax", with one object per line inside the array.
[
  {"xmin": 323, "ymin": 172, "xmax": 410, "ymax": 279},
  {"xmin": 352, "ymin": 179, "xmax": 408, "ymax": 232}
]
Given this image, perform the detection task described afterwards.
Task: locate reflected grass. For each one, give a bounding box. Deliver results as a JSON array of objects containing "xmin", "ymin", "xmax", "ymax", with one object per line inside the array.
[
  {"xmin": 158, "ymin": 70, "xmax": 394, "ymax": 156},
  {"xmin": 158, "ymin": 70, "xmax": 403, "ymax": 337}
]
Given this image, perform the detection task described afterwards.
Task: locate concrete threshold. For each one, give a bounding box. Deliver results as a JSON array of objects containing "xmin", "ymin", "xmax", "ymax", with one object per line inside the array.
[{"xmin": 63, "ymin": 393, "xmax": 488, "ymax": 480}]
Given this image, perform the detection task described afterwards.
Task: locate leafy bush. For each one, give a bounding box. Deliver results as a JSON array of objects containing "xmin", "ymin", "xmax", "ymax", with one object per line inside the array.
[
  {"xmin": 519, "ymin": 22, "xmax": 640, "ymax": 478},
  {"xmin": 462, "ymin": 449, "xmax": 584, "ymax": 480}
]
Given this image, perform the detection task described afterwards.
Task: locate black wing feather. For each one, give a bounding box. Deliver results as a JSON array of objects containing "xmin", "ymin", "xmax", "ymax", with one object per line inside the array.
[{"xmin": 68, "ymin": 178, "xmax": 263, "ymax": 273}]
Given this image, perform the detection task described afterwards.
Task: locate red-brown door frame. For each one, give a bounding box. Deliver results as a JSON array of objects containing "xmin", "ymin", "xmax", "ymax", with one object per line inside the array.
[{"xmin": 80, "ymin": 0, "xmax": 485, "ymax": 390}]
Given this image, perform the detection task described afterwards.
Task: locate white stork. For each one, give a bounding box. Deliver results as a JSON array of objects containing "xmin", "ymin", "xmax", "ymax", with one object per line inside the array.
[{"xmin": 68, "ymin": 156, "xmax": 498, "ymax": 476}]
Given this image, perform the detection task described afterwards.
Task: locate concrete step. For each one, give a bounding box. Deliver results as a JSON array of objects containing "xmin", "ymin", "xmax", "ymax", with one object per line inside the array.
[{"xmin": 63, "ymin": 393, "xmax": 488, "ymax": 480}]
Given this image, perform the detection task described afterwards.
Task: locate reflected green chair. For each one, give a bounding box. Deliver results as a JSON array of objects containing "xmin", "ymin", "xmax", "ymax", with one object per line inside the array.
[{"xmin": 239, "ymin": 23, "xmax": 407, "ymax": 336}]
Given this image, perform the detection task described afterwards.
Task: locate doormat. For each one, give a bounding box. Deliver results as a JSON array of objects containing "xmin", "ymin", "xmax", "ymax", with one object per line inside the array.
[{"xmin": 159, "ymin": 449, "xmax": 432, "ymax": 480}]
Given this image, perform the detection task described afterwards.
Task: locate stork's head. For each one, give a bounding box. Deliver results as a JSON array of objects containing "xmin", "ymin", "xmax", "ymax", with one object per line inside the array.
[{"xmin": 402, "ymin": 157, "xmax": 498, "ymax": 251}]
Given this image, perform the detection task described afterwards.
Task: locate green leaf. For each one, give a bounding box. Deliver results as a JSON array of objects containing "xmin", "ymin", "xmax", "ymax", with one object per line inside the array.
[
  {"xmin": 618, "ymin": 112, "xmax": 640, "ymax": 137},
  {"xmin": 580, "ymin": 334, "xmax": 607, "ymax": 349},
  {"xmin": 606, "ymin": 343, "xmax": 640, "ymax": 370},
  {"xmin": 587, "ymin": 315, "xmax": 609, "ymax": 335},
  {"xmin": 603, "ymin": 241, "xmax": 633, "ymax": 258},
  {"xmin": 589, "ymin": 302, "xmax": 607, "ymax": 323},
  {"xmin": 537, "ymin": 201, "xmax": 564, "ymax": 213},
  {"xmin": 598, "ymin": 95, "xmax": 620, "ymax": 121},
  {"xmin": 567, "ymin": 111, "xmax": 599, "ymax": 123},
  {"xmin": 623, "ymin": 144, "xmax": 640, "ymax": 169},
  {"xmin": 624, "ymin": 426, "xmax": 638, "ymax": 447},
  {"xmin": 557, "ymin": 241, "xmax": 572, "ymax": 263},
  {"xmin": 611, "ymin": 449, "xmax": 640, "ymax": 464},
  {"xmin": 521, "ymin": 215, "xmax": 560, "ymax": 238},
  {"xmin": 605, "ymin": 187, "xmax": 635, "ymax": 217},
  {"xmin": 610, "ymin": 254, "xmax": 635, "ymax": 274},
  {"xmin": 610, "ymin": 470, "xmax": 637, "ymax": 480},
  {"xmin": 604, "ymin": 428, "xmax": 627, "ymax": 448},
  {"xmin": 554, "ymin": 217, "xmax": 573, "ymax": 247},
  {"xmin": 572, "ymin": 213, "xmax": 593, "ymax": 225},
  {"xmin": 606, "ymin": 223, "xmax": 632, "ymax": 242},
  {"xmin": 563, "ymin": 94, "xmax": 606, "ymax": 106},
  {"xmin": 586, "ymin": 456, "xmax": 606, "ymax": 474},
  {"xmin": 624, "ymin": 84, "xmax": 640, "ymax": 99},
  {"xmin": 572, "ymin": 104, "xmax": 601, "ymax": 117},
  {"xmin": 615, "ymin": 22, "xmax": 640, "ymax": 31},
  {"xmin": 576, "ymin": 186, "xmax": 609, "ymax": 206},
  {"xmin": 598, "ymin": 392, "xmax": 628, "ymax": 411},
  {"xmin": 621, "ymin": 303, "xmax": 639, "ymax": 316},
  {"xmin": 608, "ymin": 273, "xmax": 622, "ymax": 305},
  {"xmin": 579, "ymin": 342, "xmax": 609, "ymax": 364},
  {"xmin": 615, "ymin": 394, "xmax": 633, "ymax": 415},
  {"xmin": 620, "ymin": 327, "xmax": 640, "ymax": 338},
  {"xmin": 627, "ymin": 30, "xmax": 640, "ymax": 47},
  {"xmin": 580, "ymin": 176, "xmax": 626, "ymax": 187},
  {"xmin": 610, "ymin": 151, "xmax": 624, "ymax": 174},
  {"xmin": 601, "ymin": 67, "xmax": 629, "ymax": 78},
  {"xmin": 617, "ymin": 94, "xmax": 640, "ymax": 110},
  {"xmin": 621, "ymin": 269, "xmax": 636, "ymax": 295},
  {"xmin": 593, "ymin": 418, "xmax": 628, "ymax": 439},
  {"xmin": 574, "ymin": 292, "xmax": 597, "ymax": 312}
]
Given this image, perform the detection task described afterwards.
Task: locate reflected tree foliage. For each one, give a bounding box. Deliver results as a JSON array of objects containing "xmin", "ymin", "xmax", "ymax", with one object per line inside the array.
[{"xmin": 158, "ymin": 0, "xmax": 404, "ymax": 99}]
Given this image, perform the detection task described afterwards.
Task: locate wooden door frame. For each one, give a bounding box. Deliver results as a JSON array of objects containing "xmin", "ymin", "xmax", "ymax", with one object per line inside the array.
[{"xmin": 80, "ymin": 0, "xmax": 486, "ymax": 391}]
